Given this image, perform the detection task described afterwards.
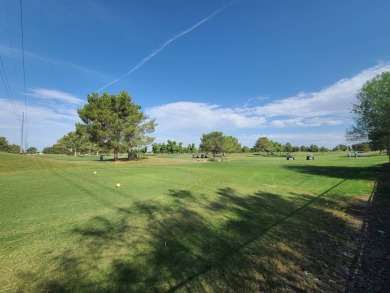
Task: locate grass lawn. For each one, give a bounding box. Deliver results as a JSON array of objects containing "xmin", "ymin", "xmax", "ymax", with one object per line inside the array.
[{"xmin": 0, "ymin": 151, "xmax": 388, "ymax": 292}]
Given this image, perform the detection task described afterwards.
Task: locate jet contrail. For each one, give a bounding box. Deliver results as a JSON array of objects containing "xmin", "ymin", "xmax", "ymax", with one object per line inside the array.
[{"xmin": 97, "ymin": 0, "xmax": 238, "ymax": 93}]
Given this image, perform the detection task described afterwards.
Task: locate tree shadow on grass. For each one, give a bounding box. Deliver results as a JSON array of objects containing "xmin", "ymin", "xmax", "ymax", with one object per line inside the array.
[
  {"xmin": 344, "ymin": 164, "xmax": 390, "ymax": 292},
  {"xmin": 20, "ymin": 182, "xmax": 369, "ymax": 292},
  {"xmin": 283, "ymin": 163, "xmax": 386, "ymax": 181}
]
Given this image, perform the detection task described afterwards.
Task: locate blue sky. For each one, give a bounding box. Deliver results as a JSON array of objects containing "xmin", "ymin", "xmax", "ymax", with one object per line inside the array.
[{"xmin": 1, "ymin": 0, "xmax": 390, "ymax": 151}]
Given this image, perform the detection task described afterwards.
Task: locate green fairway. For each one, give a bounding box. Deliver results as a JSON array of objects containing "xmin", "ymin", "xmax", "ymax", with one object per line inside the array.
[{"xmin": 0, "ymin": 151, "xmax": 388, "ymax": 292}]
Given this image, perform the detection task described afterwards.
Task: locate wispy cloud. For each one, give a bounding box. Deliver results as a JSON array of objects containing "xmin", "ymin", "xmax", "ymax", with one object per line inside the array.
[
  {"xmin": 1, "ymin": 88, "xmax": 83, "ymax": 149},
  {"xmin": 0, "ymin": 43, "xmax": 112, "ymax": 82},
  {"xmin": 97, "ymin": 0, "xmax": 238, "ymax": 92},
  {"xmin": 0, "ymin": 96, "xmax": 81, "ymax": 150},
  {"xmin": 26, "ymin": 88, "xmax": 84, "ymax": 105}
]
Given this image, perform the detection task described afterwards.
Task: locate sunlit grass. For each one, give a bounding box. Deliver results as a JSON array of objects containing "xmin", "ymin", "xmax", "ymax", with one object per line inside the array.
[{"xmin": 0, "ymin": 151, "xmax": 387, "ymax": 292}]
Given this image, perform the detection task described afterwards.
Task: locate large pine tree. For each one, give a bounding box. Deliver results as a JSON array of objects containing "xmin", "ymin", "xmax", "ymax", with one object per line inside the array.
[{"xmin": 77, "ymin": 91, "xmax": 156, "ymax": 160}]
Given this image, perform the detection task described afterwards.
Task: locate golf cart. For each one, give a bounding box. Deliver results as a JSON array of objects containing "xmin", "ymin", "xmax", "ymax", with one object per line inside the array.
[
  {"xmin": 306, "ymin": 154, "xmax": 314, "ymax": 160},
  {"xmin": 286, "ymin": 154, "xmax": 295, "ymax": 160}
]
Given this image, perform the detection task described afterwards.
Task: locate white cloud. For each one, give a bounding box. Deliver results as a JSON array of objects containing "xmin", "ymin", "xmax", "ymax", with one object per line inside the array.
[
  {"xmin": 147, "ymin": 102, "xmax": 266, "ymax": 133},
  {"xmin": 26, "ymin": 88, "xmax": 84, "ymax": 105},
  {"xmin": 2, "ymin": 63, "xmax": 389, "ymax": 151},
  {"xmin": 0, "ymin": 89, "xmax": 81, "ymax": 150},
  {"xmin": 254, "ymin": 62, "xmax": 390, "ymax": 118},
  {"xmin": 146, "ymin": 63, "xmax": 390, "ymax": 147},
  {"xmin": 269, "ymin": 116, "xmax": 345, "ymax": 128}
]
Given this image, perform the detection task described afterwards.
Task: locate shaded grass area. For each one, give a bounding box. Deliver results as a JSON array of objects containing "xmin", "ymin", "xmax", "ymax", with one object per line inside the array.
[
  {"xmin": 16, "ymin": 182, "xmax": 382, "ymax": 292},
  {"xmin": 344, "ymin": 164, "xmax": 390, "ymax": 292},
  {"xmin": 0, "ymin": 152, "xmax": 388, "ymax": 292},
  {"xmin": 283, "ymin": 164, "xmax": 384, "ymax": 181},
  {"xmin": 18, "ymin": 187, "xmax": 345, "ymax": 292}
]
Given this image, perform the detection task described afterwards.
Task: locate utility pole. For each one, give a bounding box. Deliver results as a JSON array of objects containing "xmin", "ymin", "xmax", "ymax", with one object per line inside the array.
[{"xmin": 20, "ymin": 112, "xmax": 24, "ymax": 154}]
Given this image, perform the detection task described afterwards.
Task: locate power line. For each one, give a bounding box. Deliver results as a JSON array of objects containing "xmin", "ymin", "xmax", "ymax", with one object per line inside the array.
[
  {"xmin": 19, "ymin": 0, "xmax": 27, "ymax": 110},
  {"xmin": 4, "ymin": 0, "xmax": 21, "ymax": 92},
  {"xmin": 19, "ymin": 0, "xmax": 28, "ymax": 148},
  {"xmin": 0, "ymin": 56, "xmax": 20, "ymax": 120}
]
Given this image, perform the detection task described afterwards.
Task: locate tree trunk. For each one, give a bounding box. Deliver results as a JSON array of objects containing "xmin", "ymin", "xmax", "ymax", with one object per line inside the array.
[{"xmin": 114, "ymin": 150, "xmax": 119, "ymax": 161}]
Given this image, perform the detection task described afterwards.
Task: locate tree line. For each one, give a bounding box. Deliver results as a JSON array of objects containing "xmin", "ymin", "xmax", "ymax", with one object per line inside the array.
[
  {"xmin": 4, "ymin": 71, "xmax": 390, "ymax": 159},
  {"xmin": 0, "ymin": 136, "xmax": 37, "ymax": 154},
  {"xmin": 152, "ymin": 141, "xmax": 196, "ymax": 154}
]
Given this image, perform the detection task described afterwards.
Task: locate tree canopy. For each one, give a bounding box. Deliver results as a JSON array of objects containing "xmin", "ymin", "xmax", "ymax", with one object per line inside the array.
[
  {"xmin": 199, "ymin": 131, "xmax": 241, "ymax": 157},
  {"xmin": 0, "ymin": 136, "xmax": 23, "ymax": 154},
  {"xmin": 223, "ymin": 136, "xmax": 242, "ymax": 154},
  {"xmin": 253, "ymin": 137, "xmax": 274, "ymax": 153},
  {"xmin": 77, "ymin": 91, "xmax": 156, "ymax": 160},
  {"xmin": 199, "ymin": 131, "xmax": 225, "ymax": 157},
  {"xmin": 348, "ymin": 71, "xmax": 390, "ymax": 158}
]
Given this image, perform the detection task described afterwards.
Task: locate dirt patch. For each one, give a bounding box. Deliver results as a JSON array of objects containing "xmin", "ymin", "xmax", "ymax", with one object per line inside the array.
[{"xmin": 344, "ymin": 165, "xmax": 390, "ymax": 292}]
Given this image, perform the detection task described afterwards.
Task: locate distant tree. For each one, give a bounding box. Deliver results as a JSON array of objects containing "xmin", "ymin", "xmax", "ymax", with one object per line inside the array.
[
  {"xmin": 241, "ymin": 146, "xmax": 251, "ymax": 153},
  {"xmin": 253, "ymin": 137, "xmax": 273, "ymax": 154},
  {"xmin": 77, "ymin": 91, "xmax": 156, "ymax": 160},
  {"xmin": 308, "ymin": 144, "xmax": 319, "ymax": 152},
  {"xmin": 7, "ymin": 144, "xmax": 20, "ymax": 153},
  {"xmin": 352, "ymin": 142, "xmax": 371, "ymax": 153},
  {"xmin": 319, "ymin": 147, "xmax": 328, "ymax": 152},
  {"xmin": 333, "ymin": 144, "xmax": 348, "ymax": 151},
  {"xmin": 199, "ymin": 131, "xmax": 225, "ymax": 157},
  {"xmin": 152, "ymin": 143, "xmax": 160, "ymax": 154},
  {"xmin": 187, "ymin": 143, "xmax": 197, "ymax": 153},
  {"xmin": 272, "ymin": 141, "xmax": 283, "ymax": 154},
  {"xmin": 167, "ymin": 140, "xmax": 178, "ymax": 153},
  {"xmin": 292, "ymin": 146, "xmax": 300, "ymax": 152},
  {"xmin": 347, "ymin": 71, "xmax": 390, "ymax": 159},
  {"xmin": 0, "ymin": 136, "xmax": 21, "ymax": 153},
  {"xmin": 300, "ymin": 145, "xmax": 307, "ymax": 152},
  {"xmin": 43, "ymin": 143, "xmax": 71, "ymax": 155},
  {"xmin": 223, "ymin": 136, "xmax": 241, "ymax": 154},
  {"xmin": 160, "ymin": 143, "xmax": 168, "ymax": 154},
  {"xmin": 177, "ymin": 142, "xmax": 183, "ymax": 154},
  {"xmin": 58, "ymin": 131, "xmax": 86, "ymax": 156},
  {"xmin": 42, "ymin": 146, "xmax": 52, "ymax": 154},
  {"xmin": 26, "ymin": 147, "xmax": 38, "ymax": 154},
  {"xmin": 0, "ymin": 136, "xmax": 8, "ymax": 152},
  {"xmin": 283, "ymin": 142, "xmax": 293, "ymax": 153}
]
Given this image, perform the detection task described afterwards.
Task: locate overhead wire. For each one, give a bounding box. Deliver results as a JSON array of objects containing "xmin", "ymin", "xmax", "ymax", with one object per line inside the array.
[
  {"xmin": 19, "ymin": 0, "xmax": 28, "ymax": 148},
  {"xmin": 1, "ymin": 0, "xmax": 21, "ymax": 121},
  {"xmin": 0, "ymin": 56, "xmax": 20, "ymax": 121},
  {"xmin": 4, "ymin": 0, "xmax": 21, "ymax": 92}
]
